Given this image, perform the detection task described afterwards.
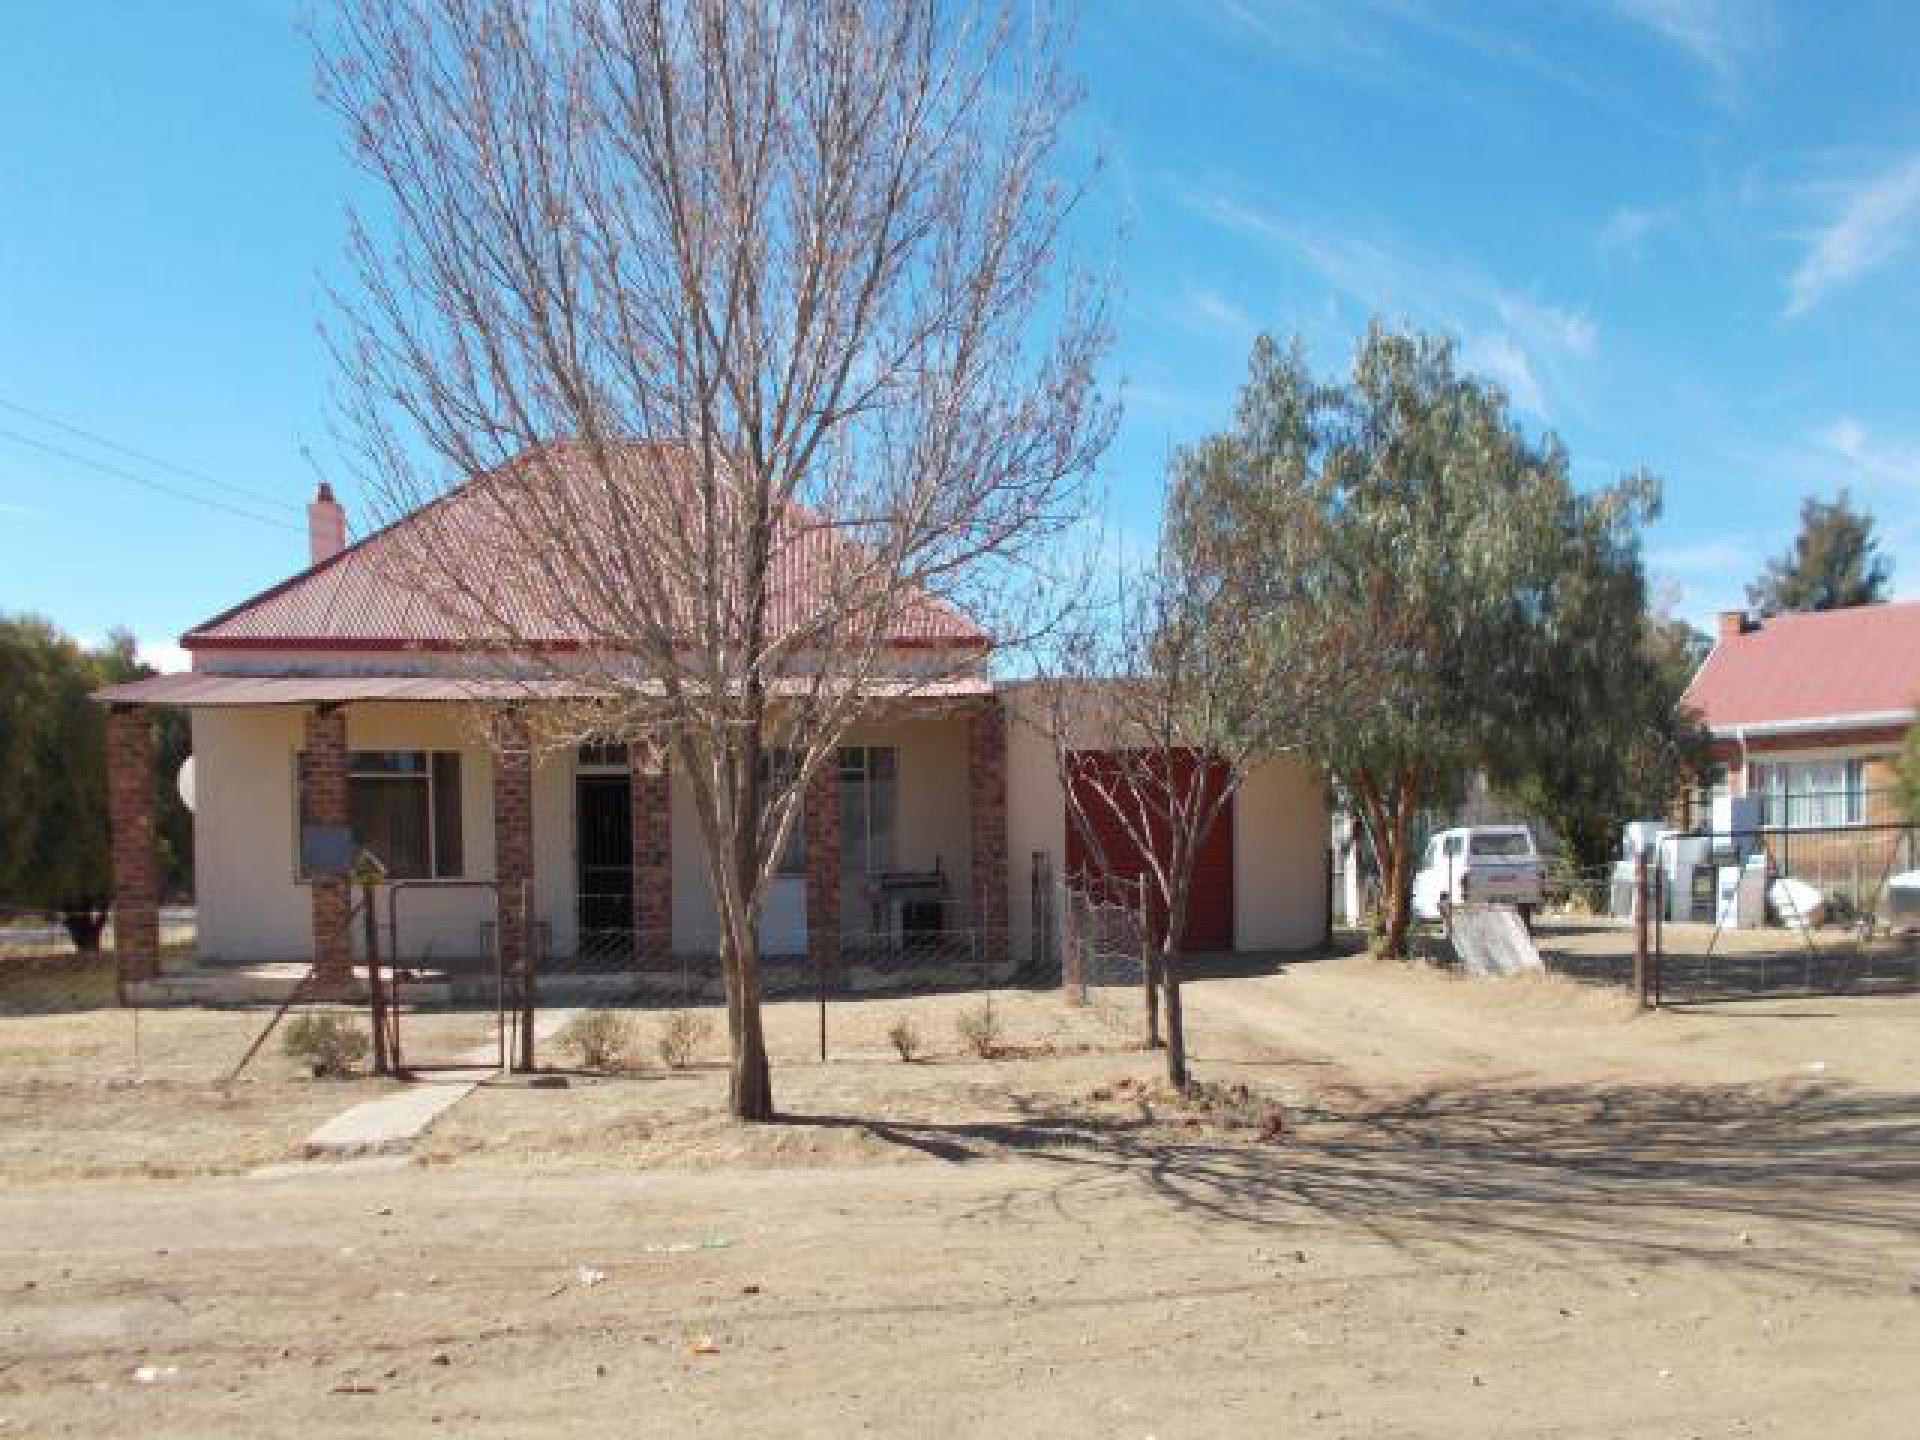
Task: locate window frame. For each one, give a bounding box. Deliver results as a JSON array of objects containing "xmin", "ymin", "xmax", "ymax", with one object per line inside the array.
[
  {"xmin": 294, "ymin": 747, "xmax": 467, "ymax": 882},
  {"xmin": 1748, "ymin": 756, "xmax": 1867, "ymax": 830},
  {"xmin": 839, "ymin": 745, "xmax": 899, "ymax": 876}
]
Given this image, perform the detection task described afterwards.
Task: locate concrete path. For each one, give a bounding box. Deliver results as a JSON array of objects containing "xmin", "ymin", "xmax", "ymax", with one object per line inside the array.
[
  {"xmin": 297, "ymin": 1009, "xmax": 579, "ymax": 1161},
  {"xmin": 303, "ymin": 1081, "xmax": 483, "ymax": 1158}
]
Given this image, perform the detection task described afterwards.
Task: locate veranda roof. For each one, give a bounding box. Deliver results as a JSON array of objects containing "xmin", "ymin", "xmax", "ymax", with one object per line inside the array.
[{"xmin": 95, "ymin": 672, "xmax": 993, "ymax": 708}]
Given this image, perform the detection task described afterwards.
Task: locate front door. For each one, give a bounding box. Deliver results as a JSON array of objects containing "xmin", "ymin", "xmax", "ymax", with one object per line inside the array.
[{"xmin": 576, "ymin": 775, "xmax": 633, "ymax": 960}]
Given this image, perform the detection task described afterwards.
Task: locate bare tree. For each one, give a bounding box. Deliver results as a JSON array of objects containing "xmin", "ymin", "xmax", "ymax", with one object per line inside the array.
[
  {"xmin": 316, "ymin": 0, "xmax": 1113, "ymax": 1119},
  {"xmin": 1039, "ymin": 441, "xmax": 1388, "ymax": 1091}
]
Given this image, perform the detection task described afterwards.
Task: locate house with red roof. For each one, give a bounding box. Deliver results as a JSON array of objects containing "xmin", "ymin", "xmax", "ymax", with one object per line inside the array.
[
  {"xmin": 1682, "ymin": 603, "xmax": 1919, "ymax": 829},
  {"xmin": 97, "ymin": 458, "xmax": 1329, "ymax": 997}
]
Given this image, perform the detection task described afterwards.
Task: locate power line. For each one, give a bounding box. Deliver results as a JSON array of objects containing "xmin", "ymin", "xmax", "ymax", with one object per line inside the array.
[
  {"xmin": 0, "ymin": 394, "xmax": 303, "ymax": 513},
  {"xmin": 0, "ymin": 425, "xmax": 303, "ymax": 532}
]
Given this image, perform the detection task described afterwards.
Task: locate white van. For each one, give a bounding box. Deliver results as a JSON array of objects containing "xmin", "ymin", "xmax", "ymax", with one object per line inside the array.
[{"xmin": 1412, "ymin": 825, "xmax": 1544, "ymax": 926}]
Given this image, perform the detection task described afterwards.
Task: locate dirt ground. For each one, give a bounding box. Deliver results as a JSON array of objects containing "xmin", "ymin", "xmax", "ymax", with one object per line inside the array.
[{"xmin": 3, "ymin": 937, "xmax": 1917, "ymax": 1437}]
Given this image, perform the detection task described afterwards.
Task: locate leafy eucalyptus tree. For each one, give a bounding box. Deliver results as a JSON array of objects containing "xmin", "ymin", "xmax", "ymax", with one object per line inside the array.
[{"xmin": 1177, "ymin": 325, "xmax": 1676, "ymax": 956}]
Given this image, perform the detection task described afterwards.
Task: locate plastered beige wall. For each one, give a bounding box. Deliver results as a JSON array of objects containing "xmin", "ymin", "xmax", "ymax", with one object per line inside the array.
[
  {"xmin": 189, "ymin": 702, "xmax": 571, "ymax": 964},
  {"xmin": 1232, "ymin": 755, "xmax": 1330, "ymax": 951}
]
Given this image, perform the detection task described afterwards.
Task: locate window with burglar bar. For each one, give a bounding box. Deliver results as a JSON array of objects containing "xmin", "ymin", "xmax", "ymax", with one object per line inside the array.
[{"xmin": 1748, "ymin": 758, "xmax": 1867, "ymax": 828}]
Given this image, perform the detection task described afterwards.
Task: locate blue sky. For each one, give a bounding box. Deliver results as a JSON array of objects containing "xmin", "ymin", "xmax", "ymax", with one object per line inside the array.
[{"xmin": 3, "ymin": 1, "xmax": 1918, "ymax": 670}]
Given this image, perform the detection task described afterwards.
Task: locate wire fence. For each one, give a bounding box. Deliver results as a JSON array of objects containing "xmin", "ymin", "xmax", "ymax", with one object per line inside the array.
[{"xmin": 0, "ymin": 882, "xmax": 1151, "ymax": 1083}]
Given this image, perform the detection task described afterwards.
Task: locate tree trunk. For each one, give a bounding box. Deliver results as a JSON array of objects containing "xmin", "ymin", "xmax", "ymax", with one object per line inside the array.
[
  {"xmin": 720, "ymin": 920, "xmax": 775, "ymax": 1121},
  {"xmin": 1142, "ymin": 945, "xmax": 1162, "ymax": 1048},
  {"xmin": 730, "ymin": 993, "xmax": 773, "ymax": 1120},
  {"xmin": 63, "ymin": 908, "xmax": 108, "ymax": 953},
  {"xmin": 1160, "ymin": 940, "xmax": 1188, "ymax": 1090},
  {"xmin": 1379, "ymin": 767, "xmax": 1420, "ymax": 959}
]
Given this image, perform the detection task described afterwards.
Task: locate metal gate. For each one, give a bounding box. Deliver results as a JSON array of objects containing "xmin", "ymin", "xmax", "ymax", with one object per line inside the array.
[{"xmin": 1652, "ymin": 821, "xmax": 1920, "ymax": 1002}]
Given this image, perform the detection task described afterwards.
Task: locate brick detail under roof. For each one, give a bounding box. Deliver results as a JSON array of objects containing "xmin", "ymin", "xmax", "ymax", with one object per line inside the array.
[
  {"xmin": 492, "ymin": 710, "xmax": 536, "ymax": 981},
  {"xmin": 804, "ymin": 757, "xmax": 840, "ymax": 976},
  {"xmin": 106, "ymin": 707, "xmax": 160, "ymax": 986},
  {"xmin": 631, "ymin": 745, "xmax": 671, "ymax": 964},
  {"xmin": 969, "ymin": 698, "xmax": 1009, "ymax": 968},
  {"xmin": 301, "ymin": 706, "xmax": 352, "ymax": 988}
]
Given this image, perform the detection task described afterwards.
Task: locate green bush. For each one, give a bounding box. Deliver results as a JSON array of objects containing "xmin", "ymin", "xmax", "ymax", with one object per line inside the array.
[{"xmin": 283, "ymin": 1013, "xmax": 371, "ymax": 1079}]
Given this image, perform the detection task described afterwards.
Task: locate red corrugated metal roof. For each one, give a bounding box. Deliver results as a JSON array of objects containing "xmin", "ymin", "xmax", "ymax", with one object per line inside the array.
[
  {"xmin": 1681, "ymin": 600, "xmax": 1920, "ymax": 732},
  {"xmin": 184, "ymin": 442, "xmax": 990, "ymax": 654}
]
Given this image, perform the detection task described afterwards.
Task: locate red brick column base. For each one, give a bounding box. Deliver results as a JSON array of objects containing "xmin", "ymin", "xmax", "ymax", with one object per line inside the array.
[
  {"xmin": 631, "ymin": 745, "xmax": 672, "ymax": 966},
  {"xmin": 300, "ymin": 706, "xmax": 352, "ymax": 990},
  {"xmin": 968, "ymin": 699, "xmax": 1010, "ymax": 970},
  {"xmin": 106, "ymin": 706, "xmax": 160, "ymax": 989},
  {"xmin": 804, "ymin": 755, "xmax": 841, "ymax": 980}
]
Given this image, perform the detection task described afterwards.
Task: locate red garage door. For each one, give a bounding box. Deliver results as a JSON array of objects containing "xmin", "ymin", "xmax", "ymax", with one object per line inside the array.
[{"xmin": 1064, "ymin": 750, "xmax": 1234, "ymax": 952}]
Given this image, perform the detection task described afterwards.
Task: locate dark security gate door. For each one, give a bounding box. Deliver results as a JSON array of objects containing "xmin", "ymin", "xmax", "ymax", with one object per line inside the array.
[{"xmin": 576, "ymin": 775, "xmax": 633, "ymax": 959}]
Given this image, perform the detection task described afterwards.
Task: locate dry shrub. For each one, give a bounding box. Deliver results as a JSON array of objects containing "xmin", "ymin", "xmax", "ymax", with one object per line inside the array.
[
  {"xmin": 283, "ymin": 1013, "xmax": 370, "ymax": 1079},
  {"xmin": 558, "ymin": 1010, "xmax": 638, "ymax": 1071},
  {"xmin": 954, "ymin": 1001, "xmax": 1001, "ymax": 1059},
  {"xmin": 886, "ymin": 1015, "xmax": 923, "ymax": 1062},
  {"xmin": 656, "ymin": 1009, "xmax": 715, "ymax": 1069}
]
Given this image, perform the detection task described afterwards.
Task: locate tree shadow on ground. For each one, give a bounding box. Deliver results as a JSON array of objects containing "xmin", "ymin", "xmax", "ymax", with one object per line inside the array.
[{"xmin": 779, "ymin": 1079, "xmax": 1920, "ymax": 1285}]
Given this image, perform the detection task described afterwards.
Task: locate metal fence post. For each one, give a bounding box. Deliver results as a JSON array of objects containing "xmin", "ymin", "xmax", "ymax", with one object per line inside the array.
[
  {"xmin": 517, "ymin": 878, "xmax": 536, "ymax": 1072},
  {"xmin": 1633, "ymin": 851, "xmax": 1651, "ymax": 1010}
]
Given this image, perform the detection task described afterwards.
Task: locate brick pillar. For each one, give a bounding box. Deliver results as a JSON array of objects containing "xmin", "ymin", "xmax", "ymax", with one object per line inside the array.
[
  {"xmin": 106, "ymin": 706, "xmax": 160, "ymax": 988},
  {"xmin": 492, "ymin": 709, "xmax": 536, "ymax": 981},
  {"xmin": 301, "ymin": 705, "xmax": 352, "ymax": 989},
  {"xmin": 969, "ymin": 698, "xmax": 1009, "ymax": 970},
  {"xmin": 630, "ymin": 744, "xmax": 672, "ymax": 966},
  {"xmin": 804, "ymin": 754, "xmax": 840, "ymax": 979}
]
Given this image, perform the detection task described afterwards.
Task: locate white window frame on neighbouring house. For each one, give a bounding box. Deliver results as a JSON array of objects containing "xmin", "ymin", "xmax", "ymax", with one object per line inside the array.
[
  {"xmin": 295, "ymin": 749, "xmax": 465, "ymax": 880},
  {"xmin": 1748, "ymin": 757, "xmax": 1867, "ymax": 829}
]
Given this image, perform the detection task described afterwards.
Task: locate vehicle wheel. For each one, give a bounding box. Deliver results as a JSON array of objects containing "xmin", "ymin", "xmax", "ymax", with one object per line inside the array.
[
  {"xmin": 1519, "ymin": 903, "xmax": 1535, "ymax": 933},
  {"xmin": 1437, "ymin": 895, "xmax": 1452, "ymax": 930}
]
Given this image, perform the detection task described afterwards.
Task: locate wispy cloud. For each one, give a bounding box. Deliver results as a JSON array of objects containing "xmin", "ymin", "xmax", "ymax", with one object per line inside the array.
[
  {"xmin": 1175, "ymin": 182, "xmax": 1597, "ymax": 418},
  {"xmin": 1815, "ymin": 416, "xmax": 1920, "ymax": 489},
  {"xmin": 1174, "ymin": 284, "xmax": 1258, "ymax": 343},
  {"xmin": 1645, "ymin": 534, "xmax": 1766, "ymax": 626},
  {"xmin": 1597, "ymin": 204, "xmax": 1681, "ymax": 259},
  {"xmin": 1784, "ymin": 153, "xmax": 1920, "ymax": 317},
  {"xmin": 1613, "ymin": 0, "xmax": 1761, "ymax": 87},
  {"xmin": 1647, "ymin": 535, "xmax": 1760, "ymax": 575}
]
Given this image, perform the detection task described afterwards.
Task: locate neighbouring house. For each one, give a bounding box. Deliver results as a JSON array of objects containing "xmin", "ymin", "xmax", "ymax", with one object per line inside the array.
[
  {"xmin": 1683, "ymin": 604, "xmax": 1917, "ymax": 826},
  {"xmin": 1677, "ymin": 603, "xmax": 1918, "ymax": 915},
  {"xmin": 98, "ymin": 454, "xmax": 1329, "ymax": 994}
]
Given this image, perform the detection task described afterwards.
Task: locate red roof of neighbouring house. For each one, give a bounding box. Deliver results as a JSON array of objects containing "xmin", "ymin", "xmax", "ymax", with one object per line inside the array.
[
  {"xmin": 1681, "ymin": 600, "xmax": 1920, "ymax": 733},
  {"xmin": 183, "ymin": 443, "xmax": 990, "ymax": 655}
]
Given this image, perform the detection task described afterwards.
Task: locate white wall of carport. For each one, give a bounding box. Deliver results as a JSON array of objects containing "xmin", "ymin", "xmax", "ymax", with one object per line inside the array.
[
  {"xmin": 1232, "ymin": 756, "xmax": 1330, "ymax": 951},
  {"xmin": 1002, "ymin": 687, "xmax": 1066, "ymax": 965}
]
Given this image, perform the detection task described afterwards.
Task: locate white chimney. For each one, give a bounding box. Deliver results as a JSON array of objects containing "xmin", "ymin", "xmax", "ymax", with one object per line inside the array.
[{"xmin": 307, "ymin": 481, "xmax": 347, "ymax": 566}]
